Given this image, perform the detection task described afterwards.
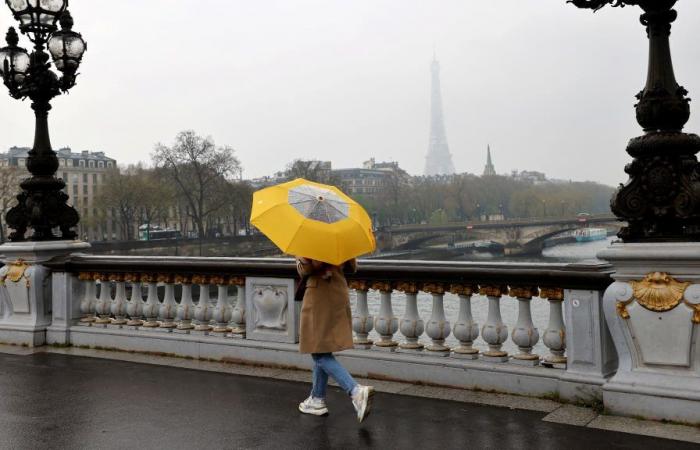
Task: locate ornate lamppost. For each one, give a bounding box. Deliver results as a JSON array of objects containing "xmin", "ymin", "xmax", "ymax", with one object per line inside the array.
[
  {"xmin": 0, "ymin": 0, "xmax": 86, "ymax": 241},
  {"xmin": 570, "ymin": 0, "xmax": 700, "ymax": 241},
  {"xmin": 570, "ymin": 0, "xmax": 700, "ymax": 424}
]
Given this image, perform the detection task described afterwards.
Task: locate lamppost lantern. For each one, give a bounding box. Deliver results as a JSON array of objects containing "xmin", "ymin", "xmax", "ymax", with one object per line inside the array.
[
  {"xmin": 570, "ymin": 0, "xmax": 700, "ymax": 242},
  {"xmin": 0, "ymin": 27, "xmax": 29, "ymax": 85},
  {"xmin": 48, "ymin": 10, "xmax": 85, "ymax": 76},
  {"xmin": 0, "ymin": 0, "xmax": 86, "ymax": 241},
  {"xmin": 5, "ymin": 0, "xmax": 67, "ymax": 41}
]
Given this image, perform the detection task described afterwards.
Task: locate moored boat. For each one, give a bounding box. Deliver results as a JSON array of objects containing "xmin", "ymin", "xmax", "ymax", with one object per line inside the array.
[{"xmin": 574, "ymin": 227, "xmax": 607, "ymax": 242}]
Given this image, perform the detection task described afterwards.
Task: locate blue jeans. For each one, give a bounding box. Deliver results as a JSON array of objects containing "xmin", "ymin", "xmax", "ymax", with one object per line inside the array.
[{"xmin": 311, "ymin": 353, "xmax": 358, "ymax": 399}]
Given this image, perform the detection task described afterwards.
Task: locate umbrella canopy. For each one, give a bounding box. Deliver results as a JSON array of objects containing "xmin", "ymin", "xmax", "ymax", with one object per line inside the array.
[{"xmin": 250, "ymin": 178, "xmax": 376, "ymax": 265}]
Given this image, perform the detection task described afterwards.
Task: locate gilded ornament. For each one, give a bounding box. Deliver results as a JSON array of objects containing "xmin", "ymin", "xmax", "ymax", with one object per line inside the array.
[
  {"xmin": 3, "ymin": 259, "xmax": 29, "ymax": 283},
  {"xmin": 508, "ymin": 286, "xmax": 539, "ymax": 299},
  {"xmin": 616, "ymin": 301, "xmax": 631, "ymax": 319},
  {"xmin": 395, "ymin": 281, "xmax": 419, "ymax": 294},
  {"xmin": 479, "ymin": 285, "xmax": 506, "ymax": 297},
  {"xmin": 539, "ymin": 287, "xmax": 564, "ymax": 301},
  {"xmin": 449, "ymin": 284, "xmax": 476, "ymax": 296},
  {"xmin": 348, "ymin": 280, "xmax": 369, "ymax": 291},
  {"xmin": 421, "ymin": 282, "xmax": 445, "ymax": 295},
  {"xmin": 370, "ymin": 281, "xmax": 392, "ymax": 293},
  {"xmin": 228, "ymin": 276, "xmax": 245, "ymax": 286},
  {"xmin": 631, "ymin": 272, "xmax": 689, "ymax": 312}
]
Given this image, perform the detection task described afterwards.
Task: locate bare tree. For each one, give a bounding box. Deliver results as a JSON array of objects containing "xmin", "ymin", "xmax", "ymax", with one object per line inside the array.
[{"xmin": 152, "ymin": 131, "xmax": 241, "ymax": 252}]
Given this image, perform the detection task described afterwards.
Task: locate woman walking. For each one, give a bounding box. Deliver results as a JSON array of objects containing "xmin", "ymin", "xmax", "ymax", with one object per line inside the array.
[{"xmin": 296, "ymin": 256, "xmax": 374, "ymax": 422}]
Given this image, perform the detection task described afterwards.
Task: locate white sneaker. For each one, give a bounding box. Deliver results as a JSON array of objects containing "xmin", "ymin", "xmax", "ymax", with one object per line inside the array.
[
  {"xmin": 351, "ymin": 385, "xmax": 375, "ymax": 423},
  {"xmin": 298, "ymin": 396, "xmax": 328, "ymax": 416}
]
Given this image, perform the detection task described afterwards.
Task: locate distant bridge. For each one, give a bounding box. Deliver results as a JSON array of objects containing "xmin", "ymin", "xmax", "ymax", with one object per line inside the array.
[{"xmin": 377, "ymin": 214, "xmax": 621, "ymax": 256}]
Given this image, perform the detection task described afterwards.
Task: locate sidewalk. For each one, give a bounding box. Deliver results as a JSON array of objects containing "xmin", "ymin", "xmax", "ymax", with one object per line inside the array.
[{"xmin": 0, "ymin": 346, "xmax": 697, "ymax": 449}]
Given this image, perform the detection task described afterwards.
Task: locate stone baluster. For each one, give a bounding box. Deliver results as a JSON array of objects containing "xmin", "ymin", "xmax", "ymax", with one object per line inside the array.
[
  {"xmin": 350, "ymin": 280, "xmax": 373, "ymax": 349},
  {"xmin": 158, "ymin": 274, "xmax": 178, "ymax": 330},
  {"xmin": 396, "ymin": 281, "xmax": 423, "ymax": 352},
  {"xmin": 78, "ymin": 272, "xmax": 97, "ymax": 324},
  {"xmin": 450, "ymin": 284, "xmax": 479, "ymax": 359},
  {"xmin": 211, "ymin": 276, "xmax": 233, "ymax": 335},
  {"xmin": 509, "ymin": 286, "xmax": 541, "ymax": 366},
  {"xmin": 229, "ymin": 277, "xmax": 246, "ymax": 337},
  {"xmin": 194, "ymin": 275, "xmax": 213, "ymax": 333},
  {"xmin": 109, "ymin": 274, "xmax": 128, "ymax": 326},
  {"xmin": 141, "ymin": 274, "xmax": 161, "ymax": 328},
  {"xmin": 372, "ymin": 281, "xmax": 398, "ymax": 351},
  {"xmin": 94, "ymin": 274, "xmax": 112, "ymax": 325},
  {"xmin": 176, "ymin": 275, "xmax": 195, "ymax": 332},
  {"xmin": 479, "ymin": 285, "xmax": 509, "ymax": 362},
  {"xmin": 423, "ymin": 282, "xmax": 451, "ymax": 355},
  {"xmin": 125, "ymin": 274, "xmax": 144, "ymax": 327},
  {"xmin": 540, "ymin": 287, "xmax": 567, "ymax": 368}
]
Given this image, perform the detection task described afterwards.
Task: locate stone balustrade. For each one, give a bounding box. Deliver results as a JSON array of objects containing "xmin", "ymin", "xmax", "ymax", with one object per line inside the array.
[{"xmin": 0, "ymin": 254, "xmax": 617, "ymax": 405}]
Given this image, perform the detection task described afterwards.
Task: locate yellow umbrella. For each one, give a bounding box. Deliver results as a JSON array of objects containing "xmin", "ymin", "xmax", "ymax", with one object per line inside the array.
[{"xmin": 250, "ymin": 178, "xmax": 376, "ymax": 265}]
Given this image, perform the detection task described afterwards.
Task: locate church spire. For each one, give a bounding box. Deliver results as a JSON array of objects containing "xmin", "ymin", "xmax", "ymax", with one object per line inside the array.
[
  {"xmin": 483, "ymin": 145, "xmax": 496, "ymax": 176},
  {"xmin": 424, "ymin": 53, "xmax": 456, "ymax": 176}
]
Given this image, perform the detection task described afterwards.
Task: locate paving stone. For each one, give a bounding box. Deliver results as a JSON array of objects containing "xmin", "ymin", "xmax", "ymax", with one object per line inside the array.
[
  {"xmin": 401, "ymin": 385, "xmax": 560, "ymax": 413},
  {"xmin": 543, "ymin": 405, "xmax": 598, "ymax": 426},
  {"xmin": 587, "ymin": 415, "xmax": 700, "ymax": 444}
]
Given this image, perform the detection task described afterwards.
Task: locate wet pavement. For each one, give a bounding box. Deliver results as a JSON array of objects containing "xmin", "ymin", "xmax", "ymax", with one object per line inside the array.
[{"xmin": 0, "ymin": 353, "xmax": 695, "ymax": 450}]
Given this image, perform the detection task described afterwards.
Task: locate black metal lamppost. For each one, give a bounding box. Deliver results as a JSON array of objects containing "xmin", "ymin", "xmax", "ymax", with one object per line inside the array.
[
  {"xmin": 569, "ymin": 0, "xmax": 700, "ymax": 241},
  {"xmin": 0, "ymin": 0, "xmax": 86, "ymax": 241}
]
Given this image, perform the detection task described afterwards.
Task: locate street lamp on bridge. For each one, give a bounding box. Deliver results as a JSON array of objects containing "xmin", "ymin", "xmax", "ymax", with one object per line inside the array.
[
  {"xmin": 0, "ymin": 0, "xmax": 86, "ymax": 241},
  {"xmin": 569, "ymin": 0, "xmax": 700, "ymax": 241}
]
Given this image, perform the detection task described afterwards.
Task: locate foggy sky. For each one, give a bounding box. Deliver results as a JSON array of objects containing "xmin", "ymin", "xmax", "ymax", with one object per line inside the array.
[{"xmin": 2, "ymin": 0, "xmax": 700, "ymax": 186}]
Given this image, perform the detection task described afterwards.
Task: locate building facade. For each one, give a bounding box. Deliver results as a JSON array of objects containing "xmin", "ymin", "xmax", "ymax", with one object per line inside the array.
[
  {"xmin": 334, "ymin": 158, "xmax": 408, "ymax": 197},
  {"xmin": 0, "ymin": 146, "xmax": 117, "ymax": 241}
]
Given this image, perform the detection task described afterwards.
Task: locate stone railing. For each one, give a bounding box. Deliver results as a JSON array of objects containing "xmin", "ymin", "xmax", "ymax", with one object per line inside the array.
[{"xmin": 1, "ymin": 254, "xmax": 616, "ymax": 402}]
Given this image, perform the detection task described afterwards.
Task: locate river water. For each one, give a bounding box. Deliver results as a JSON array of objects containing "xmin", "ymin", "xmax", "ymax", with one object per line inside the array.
[{"xmin": 351, "ymin": 236, "xmax": 616, "ymax": 355}]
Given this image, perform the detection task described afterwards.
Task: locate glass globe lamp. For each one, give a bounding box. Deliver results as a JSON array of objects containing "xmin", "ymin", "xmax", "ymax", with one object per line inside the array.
[
  {"xmin": 47, "ymin": 10, "xmax": 85, "ymax": 72},
  {"xmin": 5, "ymin": 0, "xmax": 67, "ymax": 38},
  {"xmin": 0, "ymin": 27, "xmax": 29, "ymax": 84}
]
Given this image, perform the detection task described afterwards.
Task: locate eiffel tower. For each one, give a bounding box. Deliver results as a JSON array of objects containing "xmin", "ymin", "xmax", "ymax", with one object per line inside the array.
[{"xmin": 424, "ymin": 54, "xmax": 456, "ymax": 176}]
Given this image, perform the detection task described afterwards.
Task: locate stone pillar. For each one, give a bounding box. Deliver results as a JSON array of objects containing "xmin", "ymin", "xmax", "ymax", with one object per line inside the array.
[
  {"xmin": 211, "ymin": 276, "xmax": 232, "ymax": 335},
  {"xmin": 450, "ymin": 284, "xmax": 479, "ymax": 359},
  {"xmin": 372, "ymin": 281, "xmax": 398, "ymax": 351},
  {"xmin": 228, "ymin": 277, "xmax": 246, "ymax": 337},
  {"xmin": 175, "ymin": 276, "xmax": 195, "ymax": 332},
  {"xmin": 350, "ymin": 280, "xmax": 373, "ymax": 349},
  {"xmin": 158, "ymin": 274, "xmax": 178, "ymax": 330},
  {"xmin": 93, "ymin": 274, "xmax": 112, "ymax": 326},
  {"xmin": 396, "ymin": 281, "xmax": 423, "ymax": 352},
  {"xmin": 541, "ymin": 287, "xmax": 567, "ymax": 368},
  {"xmin": 193, "ymin": 275, "xmax": 213, "ymax": 333},
  {"xmin": 559, "ymin": 282, "xmax": 618, "ymax": 403},
  {"xmin": 78, "ymin": 272, "xmax": 96, "ymax": 324},
  {"xmin": 141, "ymin": 275, "xmax": 160, "ymax": 328},
  {"xmin": 479, "ymin": 285, "xmax": 509, "ymax": 362},
  {"xmin": 0, "ymin": 240, "xmax": 90, "ymax": 346},
  {"xmin": 423, "ymin": 282, "xmax": 451, "ymax": 355},
  {"xmin": 126, "ymin": 275, "xmax": 144, "ymax": 327},
  {"xmin": 598, "ymin": 243, "xmax": 700, "ymax": 424},
  {"xmin": 509, "ymin": 286, "xmax": 540, "ymax": 366},
  {"xmin": 110, "ymin": 274, "xmax": 129, "ymax": 326}
]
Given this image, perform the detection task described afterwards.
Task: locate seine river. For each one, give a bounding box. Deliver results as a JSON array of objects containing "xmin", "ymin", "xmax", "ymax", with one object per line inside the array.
[{"xmin": 351, "ymin": 237, "xmax": 616, "ymax": 355}]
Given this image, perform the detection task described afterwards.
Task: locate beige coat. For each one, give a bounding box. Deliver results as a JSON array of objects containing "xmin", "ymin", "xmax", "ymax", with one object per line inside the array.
[{"xmin": 297, "ymin": 258, "xmax": 357, "ymax": 354}]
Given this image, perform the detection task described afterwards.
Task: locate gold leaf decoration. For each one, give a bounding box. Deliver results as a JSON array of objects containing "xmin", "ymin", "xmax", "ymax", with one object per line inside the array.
[
  {"xmin": 631, "ymin": 272, "xmax": 689, "ymax": 312},
  {"xmin": 616, "ymin": 301, "xmax": 631, "ymax": 319},
  {"xmin": 5, "ymin": 260, "xmax": 29, "ymax": 283}
]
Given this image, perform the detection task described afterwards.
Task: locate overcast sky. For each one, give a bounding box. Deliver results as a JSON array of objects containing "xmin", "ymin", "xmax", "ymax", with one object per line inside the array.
[{"xmin": 2, "ymin": 0, "xmax": 700, "ymax": 185}]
